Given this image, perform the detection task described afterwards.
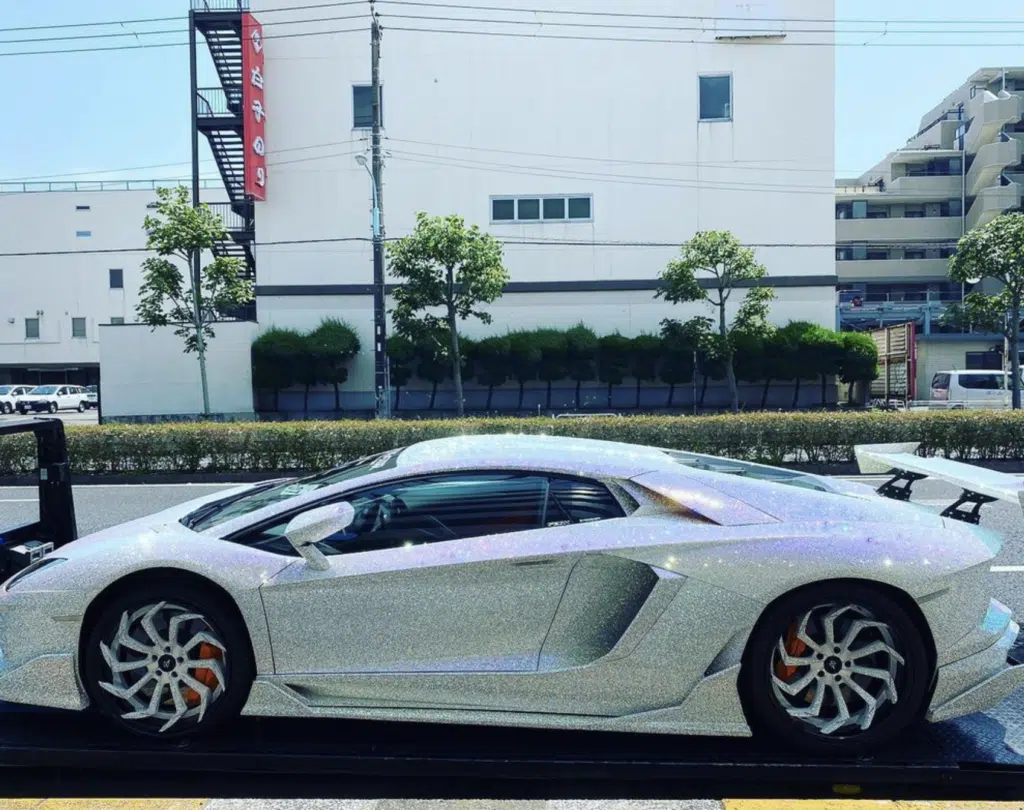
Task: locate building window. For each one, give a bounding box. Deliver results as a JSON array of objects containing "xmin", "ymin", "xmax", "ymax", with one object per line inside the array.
[
  {"xmin": 852, "ymin": 245, "xmax": 868, "ymax": 261},
  {"xmin": 24, "ymin": 318, "xmax": 39, "ymax": 339},
  {"xmin": 111, "ymin": 317, "xmax": 125, "ymax": 325},
  {"xmin": 491, "ymin": 199, "xmax": 515, "ymax": 221},
  {"xmin": 866, "ymin": 205, "xmax": 889, "ymax": 219},
  {"xmin": 904, "ymin": 249, "xmax": 926, "ymax": 259},
  {"xmin": 904, "ymin": 205, "xmax": 925, "ymax": 218},
  {"xmin": 491, "ymin": 195, "xmax": 593, "ymax": 223},
  {"xmin": 109, "ymin": 268, "xmax": 124, "ymax": 289},
  {"xmin": 836, "ymin": 247, "xmax": 853, "ymax": 261},
  {"xmin": 835, "ymin": 203, "xmax": 853, "ymax": 219},
  {"xmin": 851, "ymin": 200, "xmax": 867, "ymax": 219},
  {"xmin": 76, "ymin": 230, "xmax": 92, "ymax": 238},
  {"xmin": 940, "ymin": 247, "xmax": 957, "ymax": 259},
  {"xmin": 352, "ymin": 84, "xmax": 381, "ymax": 129},
  {"xmin": 699, "ymin": 74, "xmax": 732, "ymax": 121},
  {"xmin": 72, "ymin": 317, "xmax": 87, "ymax": 338},
  {"xmin": 75, "ymin": 205, "xmax": 90, "ymax": 211},
  {"xmin": 866, "ymin": 249, "xmax": 890, "ymax": 261},
  {"xmin": 947, "ymin": 199, "xmax": 963, "ymax": 217},
  {"xmin": 517, "ymin": 198, "xmax": 540, "ymax": 220}
]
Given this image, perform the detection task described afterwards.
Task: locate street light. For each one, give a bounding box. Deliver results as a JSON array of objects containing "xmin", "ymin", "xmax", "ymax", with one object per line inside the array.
[{"xmin": 355, "ymin": 153, "xmax": 390, "ymax": 418}]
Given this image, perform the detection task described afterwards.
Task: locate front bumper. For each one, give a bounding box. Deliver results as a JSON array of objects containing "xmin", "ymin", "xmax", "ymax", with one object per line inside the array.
[{"xmin": 927, "ymin": 599, "xmax": 1024, "ymax": 723}]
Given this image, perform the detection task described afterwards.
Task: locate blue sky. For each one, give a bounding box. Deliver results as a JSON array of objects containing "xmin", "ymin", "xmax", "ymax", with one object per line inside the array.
[{"xmin": 0, "ymin": 0, "xmax": 1021, "ymax": 184}]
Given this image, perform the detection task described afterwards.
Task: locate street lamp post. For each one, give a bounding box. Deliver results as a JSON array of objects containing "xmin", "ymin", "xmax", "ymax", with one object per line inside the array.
[{"xmin": 356, "ymin": 154, "xmax": 391, "ymax": 419}]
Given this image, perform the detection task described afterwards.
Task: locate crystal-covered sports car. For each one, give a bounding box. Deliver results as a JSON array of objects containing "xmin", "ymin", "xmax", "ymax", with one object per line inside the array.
[{"xmin": 0, "ymin": 434, "xmax": 1021, "ymax": 754}]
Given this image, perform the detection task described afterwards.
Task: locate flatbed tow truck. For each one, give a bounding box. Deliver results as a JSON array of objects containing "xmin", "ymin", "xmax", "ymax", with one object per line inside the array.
[{"xmin": 0, "ymin": 418, "xmax": 1022, "ymax": 801}]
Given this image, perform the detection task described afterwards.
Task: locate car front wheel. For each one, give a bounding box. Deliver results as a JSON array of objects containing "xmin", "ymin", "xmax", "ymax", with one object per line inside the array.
[
  {"xmin": 82, "ymin": 584, "xmax": 255, "ymax": 739},
  {"xmin": 740, "ymin": 582, "xmax": 931, "ymax": 755},
  {"xmin": 47, "ymin": 402, "xmax": 57, "ymax": 413},
  {"xmin": 0, "ymin": 402, "xmax": 9, "ymax": 414}
]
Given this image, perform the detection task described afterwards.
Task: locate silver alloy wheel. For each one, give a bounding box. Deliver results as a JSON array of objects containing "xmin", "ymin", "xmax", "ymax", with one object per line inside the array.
[
  {"xmin": 98, "ymin": 601, "xmax": 228, "ymax": 733},
  {"xmin": 769, "ymin": 603, "xmax": 904, "ymax": 736}
]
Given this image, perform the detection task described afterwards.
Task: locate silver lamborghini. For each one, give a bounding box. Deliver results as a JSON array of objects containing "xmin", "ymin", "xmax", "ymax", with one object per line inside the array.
[{"xmin": 0, "ymin": 434, "xmax": 1021, "ymax": 754}]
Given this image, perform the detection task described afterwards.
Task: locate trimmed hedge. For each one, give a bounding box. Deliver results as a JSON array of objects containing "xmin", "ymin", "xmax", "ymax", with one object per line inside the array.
[{"xmin": 4, "ymin": 412, "xmax": 1024, "ymax": 477}]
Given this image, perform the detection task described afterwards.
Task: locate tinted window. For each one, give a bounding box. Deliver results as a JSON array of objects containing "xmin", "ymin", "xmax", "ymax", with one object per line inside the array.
[
  {"xmin": 185, "ymin": 449, "xmax": 407, "ymax": 531},
  {"xmin": 517, "ymin": 198, "xmax": 540, "ymax": 220},
  {"xmin": 0, "ymin": 387, "xmax": 9, "ymax": 395},
  {"xmin": 699, "ymin": 75, "xmax": 732, "ymax": 120},
  {"xmin": 234, "ymin": 473, "xmax": 595, "ymax": 557},
  {"xmin": 492, "ymin": 198, "xmax": 515, "ymax": 221},
  {"xmin": 567, "ymin": 197, "xmax": 592, "ymax": 219},
  {"xmin": 545, "ymin": 477, "xmax": 624, "ymax": 526},
  {"xmin": 543, "ymin": 198, "xmax": 566, "ymax": 220},
  {"xmin": 959, "ymin": 374, "xmax": 1002, "ymax": 390},
  {"xmin": 352, "ymin": 85, "xmax": 380, "ymax": 129},
  {"xmin": 109, "ymin": 268, "xmax": 124, "ymax": 289},
  {"xmin": 931, "ymin": 373, "xmax": 950, "ymax": 390},
  {"xmin": 31, "ymin": 386, "xmax": 58, "ymax": 395}
]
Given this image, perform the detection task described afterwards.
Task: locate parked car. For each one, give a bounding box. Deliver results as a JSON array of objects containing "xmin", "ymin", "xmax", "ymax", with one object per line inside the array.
[
  {"xmin": 929, "ymin": 369, "xmax": 1023, "ymax": 409},
  {"xmin": 0, "ymin": 385, "xmax": 33, "ymax": 414},
  {"xmin": 16, "ymin": 385, "xmax": 90, "ymax": 414},
  {"xmin": 85, "ymin": 385, "xmax": 99, "ymax": 410},
  {"xmin": 0, "ymin": 434, "xmax": 1019, "ymax": 755}
]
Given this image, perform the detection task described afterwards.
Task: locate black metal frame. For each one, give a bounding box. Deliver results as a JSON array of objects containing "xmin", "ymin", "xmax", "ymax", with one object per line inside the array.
[
  {"xmin": 0, "ymin": 418, "xmax": 77, "ymax": 578},
  {"xmin": 876, "ymin": 470, "xmax": 928, "ymax": 502},
  {"xmin": 940, "ymin": 490, "xmax": 999, "ymax": 525}
]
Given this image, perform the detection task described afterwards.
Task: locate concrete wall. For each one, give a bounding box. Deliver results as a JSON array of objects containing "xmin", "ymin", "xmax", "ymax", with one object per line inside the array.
[
  {"xmin": 251, "ymin": 0, "xmax": 838, "ymax": 396},
  {"xmin": 98, "ymin": 322, "xmax": 257, "ymax": 421}
]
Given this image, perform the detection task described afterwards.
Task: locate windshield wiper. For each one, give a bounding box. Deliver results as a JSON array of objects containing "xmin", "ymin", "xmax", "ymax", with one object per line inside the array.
[{"xmin": 181, "ymin": 481, "xmax": 282, "ymax": 530}]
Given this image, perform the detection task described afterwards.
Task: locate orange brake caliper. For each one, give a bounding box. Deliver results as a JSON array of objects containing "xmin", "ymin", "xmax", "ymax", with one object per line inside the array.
[
  {"xmin": 183, "ymin": 642, "xmax": 223, "ymax": 707},
  {"xmin": 774, "ymin": 621, "xmax": 808, "ymax": 681}
]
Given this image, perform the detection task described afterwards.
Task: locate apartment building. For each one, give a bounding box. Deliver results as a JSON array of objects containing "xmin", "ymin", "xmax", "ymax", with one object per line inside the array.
[{"xmin": 835, "ymin": 68, "xmax": 1024, "ymax": 391}]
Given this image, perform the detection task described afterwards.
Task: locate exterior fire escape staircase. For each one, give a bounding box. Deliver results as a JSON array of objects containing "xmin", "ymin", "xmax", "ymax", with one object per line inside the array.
[{"xmin": 192, "ymin": 1, "xmax": 256, "ymax": 320}]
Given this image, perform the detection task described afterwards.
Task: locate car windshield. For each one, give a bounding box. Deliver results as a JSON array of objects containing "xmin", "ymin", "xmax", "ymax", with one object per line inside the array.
[
  {"xmin": 0, "ymin": 387, "xmax": 10, "ymax": 395},
  {"xmin": 184, "ymin": 448, "xmax": 407, "ymax": 532},
  {"xmin": 29, "ymin": 386, "xmax": 57, "ymax": 395}
]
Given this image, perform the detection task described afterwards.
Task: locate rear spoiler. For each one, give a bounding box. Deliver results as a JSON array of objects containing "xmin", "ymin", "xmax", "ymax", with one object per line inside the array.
[{"xmin": 855, "ymin": 442, "xmax": 1024, "ymax": 524}]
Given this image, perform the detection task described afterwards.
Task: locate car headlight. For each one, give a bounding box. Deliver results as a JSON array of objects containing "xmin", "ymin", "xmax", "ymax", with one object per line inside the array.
[{"xmin": 4, "ymin": 557, "xmax": 66, "ymax": 592}]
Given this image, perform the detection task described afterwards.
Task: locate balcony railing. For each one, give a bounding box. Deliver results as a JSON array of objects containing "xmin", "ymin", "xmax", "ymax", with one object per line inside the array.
[
  {"xmin": 191, "ymin": 0, "xmax": 248, "ymax": 10},
  {"xmin": 197, "ymin": 87, "xmax": 243, "ymax": 118},
  {"xmin": 0, "ymin": 179, "xmax": 222, "ymax": 194},
  {"xmin": 839, "ymin": 291, "xmax": 965, "ymax": 306},
  {"xmin": 205, "ymin": 201, "xmax": 253, "ymax": 232}
]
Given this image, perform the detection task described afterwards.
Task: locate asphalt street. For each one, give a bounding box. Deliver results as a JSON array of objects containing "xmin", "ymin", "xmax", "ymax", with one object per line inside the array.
[
  {"xmin": 2, "ymin": 475, "xmax": 1023, "ymax": 615},
  {"xmin": 0, "ymin": 409, "xmax": 97, "ymax": 426}
]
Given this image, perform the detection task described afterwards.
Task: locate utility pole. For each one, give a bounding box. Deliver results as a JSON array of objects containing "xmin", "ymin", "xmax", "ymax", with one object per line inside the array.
[
  {"xmin": 370, "ymin": 1, "xmax": 391, "ymax": 419},
  {"xmin": 189, "ymin": 10, "xmax": 211, "ymax": 416}
]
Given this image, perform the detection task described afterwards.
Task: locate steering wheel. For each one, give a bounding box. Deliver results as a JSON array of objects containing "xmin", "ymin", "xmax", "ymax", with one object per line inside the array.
[{"xmin": 371, "ymin": 495, "xmax": 408, "ymax": 532}]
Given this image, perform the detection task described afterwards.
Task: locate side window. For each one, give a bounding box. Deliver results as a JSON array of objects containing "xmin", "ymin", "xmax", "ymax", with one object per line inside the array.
[
  {"xmin": 238, "ymin": 473, "xmax": 549, "ymax": 557},
  {"xmin": 544, "ymin": 476, "xmax": 626, "ymax": 527},
  {"xmin": 931, "ymin": 373, "xmax": 950, "ymax": 390}
]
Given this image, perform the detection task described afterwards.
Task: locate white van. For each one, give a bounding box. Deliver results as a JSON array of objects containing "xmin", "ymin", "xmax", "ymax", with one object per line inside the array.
[{"xmin": 929, "ymin": 369, "xmax": 1022, "ymax": 409}]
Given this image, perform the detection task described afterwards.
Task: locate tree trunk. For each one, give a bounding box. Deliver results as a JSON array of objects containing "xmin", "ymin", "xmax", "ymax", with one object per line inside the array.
[
  {"xmin": 719, "ymin": 302, "xmax": 739, "ymax": 414},
  {"xmin": 332, "ymin": 382, "xmax": 340, "ymax": 413},
  {"xmin": 546, "ymin": 379, "xmax": 553, "ymax": 410},
  {"xmin": 575, "ymin": 379, "xmax": 582, "ymax": 409},
  {"xmin": 429, "ymin": 382, "xmax": 439, "ymax": 411},
  {"xmin": 635, "ymin": 379, "xmax": 642, "ymax": 409},
  {"xmin": 303, "ymin": 384, "xmax": 310, "ymax": 416},
  {"xmin": 517, "ymin": 381, "xmax": 525, "ymax": 411},
  {"xmin": 667, "ymin": 382, "xmax": 676, "ymax": 407},
  {"xmin": 820, "ymin": 374, "xmax": 828, "ymax": 407},
  {"xmin": 700, "ymin": 374, "xmax": 709, "ymax": 409},
  {"xmin": 761, "ymin": 378, "xmax": 772, "ymax": 410},
  {"xmin": 792, "ymin": 377, "xmax": 801, "ymax": 409},
  {"xmin": 486, "ymin": 385, "xmax": 494, "ymax": 411},
  {"xmin": 446, "ymin": 276, "xmax": 464, "ymax": 418},
  {"xmin": 1012, "ymin": 301, "xmax": 1022, "ymax": 410}
]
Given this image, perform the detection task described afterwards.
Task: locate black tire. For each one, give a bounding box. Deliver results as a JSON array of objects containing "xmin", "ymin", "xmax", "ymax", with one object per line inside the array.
[
  {"xmin": 740, "ymin": 581, "xmax": 931, "ymax": 756},
  {"xmin": 16, "ymin": 405, "xmax": 26, "ymax": 415},
  {"xmin": 77, "ymin": 401, "xmax": 86, "ymax": 413},
  {"xmin": 0, "ymin": 402, "xmax": 9, "ymax": 414},
  {"xmin": 48, "ymin": 401, "xmax": 57, "ymax": 413},
  {"xmin": 82, "ymin": 582, "xmax": 255, "ymax": 740}
]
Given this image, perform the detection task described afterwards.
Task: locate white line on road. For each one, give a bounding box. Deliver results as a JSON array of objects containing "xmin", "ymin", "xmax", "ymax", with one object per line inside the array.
[
  {"xmin": 0, "ymin": 499, "xmax": 37, "ymax": 503},
  {"xmin": 992, "ymin": 565, "xmax": 1024, "ymax": 573}
]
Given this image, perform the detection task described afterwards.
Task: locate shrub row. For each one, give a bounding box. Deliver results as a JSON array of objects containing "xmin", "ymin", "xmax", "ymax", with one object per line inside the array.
[{"xmin": 3, "ymin": 411, "xmax": 1024, "ymax": 477}]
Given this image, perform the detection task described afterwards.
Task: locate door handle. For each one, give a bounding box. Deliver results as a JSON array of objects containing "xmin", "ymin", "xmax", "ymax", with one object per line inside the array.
[{"xmin": 511, "ymin": 558, "xmax": 558, "ymax": 567}]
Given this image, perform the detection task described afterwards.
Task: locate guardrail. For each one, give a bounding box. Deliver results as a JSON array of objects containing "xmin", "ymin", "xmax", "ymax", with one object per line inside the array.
[
  {"xmin": 197, "ymin": 88, "xmax": 242, "ymax": 118},
  {"xmin": 205, "ymin": 202, "xmax": 252, "ymax": 232}
]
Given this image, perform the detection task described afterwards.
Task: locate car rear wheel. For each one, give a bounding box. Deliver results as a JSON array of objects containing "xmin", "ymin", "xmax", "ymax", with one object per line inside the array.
[
  {"xmin": 0, "ymin": 402, "xmax": 9, "ymax": 414},
  {"xmin": 77, "ymin": 401, "xmax": 86, "ymax": 412},
  {"xmin": 82, "ymin": 584, "xmax": 254, "ymax": 739},
  {"xmin": 48, "ymin": 402, "xmax": 57, "ymax": 413},
  {"xmin": 740, "ymin": 582, "xmax": 931, "ymax": 755}
]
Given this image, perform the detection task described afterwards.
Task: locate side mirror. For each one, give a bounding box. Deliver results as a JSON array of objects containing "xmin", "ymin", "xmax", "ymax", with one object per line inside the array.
[{"xmin": 284, "ymin": 502, "xmax": 355, "ymax": 571}]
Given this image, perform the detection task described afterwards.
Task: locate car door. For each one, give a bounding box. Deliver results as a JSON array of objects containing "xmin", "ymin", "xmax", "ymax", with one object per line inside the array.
[{"xmin": 257, "ymin": 472, "xmax": 589, "ymax": 680}]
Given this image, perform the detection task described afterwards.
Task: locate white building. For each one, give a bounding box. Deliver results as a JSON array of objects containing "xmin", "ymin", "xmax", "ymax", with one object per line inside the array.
[{"xmin": 245, "ymin": 0, "xmax": 837, "ymax": 411}]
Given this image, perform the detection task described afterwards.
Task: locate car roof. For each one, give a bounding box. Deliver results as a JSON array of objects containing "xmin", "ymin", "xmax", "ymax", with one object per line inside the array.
[
  {"xmin": 395, "ymin": 433, "xmax": 679, "ymax": 478},
  {"xmin": 936, "ymin": 369, "xmax": 1005, "ymax": 376}
]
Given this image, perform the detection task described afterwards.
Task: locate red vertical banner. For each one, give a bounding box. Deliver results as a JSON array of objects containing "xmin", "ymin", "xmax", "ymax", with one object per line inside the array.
[{"xmin": 242, "ymin": 13, "xmax": 267, "ymax": 201}]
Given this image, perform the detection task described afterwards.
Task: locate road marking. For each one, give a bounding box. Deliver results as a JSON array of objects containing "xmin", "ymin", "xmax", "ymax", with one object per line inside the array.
[
  {"xmin": 0, "ymin": 499, "xmax": 37, "ymax": 503},
  {"xmin": 0, "ymin": 802, "xmax": 207, "ymax": 810},
  {"xmin": 723, "ymin": 801, "xmax": 1022, "ymax": 809},
  {"xmin": 991, "ymin": 565, "xmax": 1024, "ymax": 573}
]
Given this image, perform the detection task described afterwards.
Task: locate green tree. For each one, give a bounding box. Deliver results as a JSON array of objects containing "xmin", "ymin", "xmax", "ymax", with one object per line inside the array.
[
  {"xmin": 597, "ymin": 333, "xmax": 632, "ymax": 410},
  {"xmin": 631, "ymin": 334, "xmax": 662, "ymax": 409},
  {"xmin": 307, "ymin": 318, "xmax": 361, "ymax": 413},
  {"xmin": 659, "ymin": 319, "xmax": 701, "ymax": 407},
  {"xmin": 564, "ymin": 324, "xmax": 599, "ymax": 409},
  {"xmin": 838, "ymin": 332, "xmax": 879, "ymax": 406},
  {"xmin": 775, "ymin": 321, "xmax": 818, "ymax": 409},
  {"xmin": 533, "ymin": 328, "xmax": 569, "ymax": 411},
  {"xmin": 469, "ymin": 335, "xmax": 512, "ymax": 411},
  {"xmin": 507, "ymin": 330, "xmax": 540, "ymax": 411},
  {"xmin": 251, "ymin": 327, "xmax": 307, "ymax": 413},
  {"xmin": 657, "ymin": 231, "xmax": 775, "ymax": 413},
  {"xmin": 386, "ymin": 333, "xmax": 417, "ymax": 412},
  {"xmin": 948, "ymin": 212, "xmax": 1024, "ymax": 409},
  {"xmin": 135, "ymin": 186, "xmax": 254, "ymax": 415},
  {"xmin": 388, "ymin": 212, "xmax": 509, "ymax": 417}
]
